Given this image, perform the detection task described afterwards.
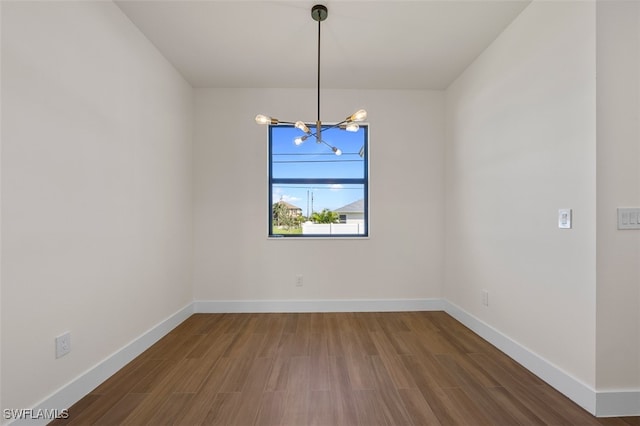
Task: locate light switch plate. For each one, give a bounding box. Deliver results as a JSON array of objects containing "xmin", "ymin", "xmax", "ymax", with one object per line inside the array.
[
  {"xmin": 617, "ymin": 208, "xmax": 640, "ymax": 230},
  {"xmin": 558, "ymin": 209, "xmax": 572, "ymax": 229}
]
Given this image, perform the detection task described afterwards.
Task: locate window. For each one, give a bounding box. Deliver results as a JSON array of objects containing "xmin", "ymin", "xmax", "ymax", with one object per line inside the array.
[{"xmin": 269, "ymin": 124, "xmax": 368, "ymax": 237}]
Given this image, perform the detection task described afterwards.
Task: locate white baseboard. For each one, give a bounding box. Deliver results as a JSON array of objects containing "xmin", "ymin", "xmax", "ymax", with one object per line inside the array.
[
  {"xmin": 194, "ymin": 298, "xmax": 443, "ymax": 313},
  {"xmin": 596, "ymin": 390, "xmax": 640, "ymax": 417},
  {"xmin": 10, "ymin": 303, "xmax": 194, "ymax": 426},
  {"xmin": 442, "ymin": 300, "xmax": 599, "ymax": 415},
  {"xmin": 442, "ymin": 300, "xmax": 640, "ymax": 417}
]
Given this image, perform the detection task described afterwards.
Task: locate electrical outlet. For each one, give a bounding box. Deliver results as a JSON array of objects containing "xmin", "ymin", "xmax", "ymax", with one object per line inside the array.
[
  {"xmin": 295, "ymin": 274, "xmax": 303, "ymax": 287},
  {"xmin": 56, "ymin": 332, "xmax": 71, "ymax": 358},
  {"xmin": 482, "ymin": 290, "xmax": 489, "ymax": 307}
]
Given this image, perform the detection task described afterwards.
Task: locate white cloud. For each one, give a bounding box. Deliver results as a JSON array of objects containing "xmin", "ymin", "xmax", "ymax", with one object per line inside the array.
[
  {"xmin": 329, "ymin": 184, "xmax": 343, "ymax": 191},
  {"xmin": 273, "ymin": 188, "xmax": 301, "ymax": 203},
  {"xmin": 282, "ymin": 195, "xmax": 301, "ymax": 203}
]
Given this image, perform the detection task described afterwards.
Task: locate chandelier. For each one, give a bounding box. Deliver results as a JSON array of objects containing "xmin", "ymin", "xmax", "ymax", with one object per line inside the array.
[{"xmin": 255, "ymin": 4, "xmax": 367, "ymax": 156}]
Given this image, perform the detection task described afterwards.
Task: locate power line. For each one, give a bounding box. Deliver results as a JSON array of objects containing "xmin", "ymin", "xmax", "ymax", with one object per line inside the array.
[
  {"xmin": 273, "ymin": 185, "xmax": 362, "ymax": 190},
  {"xmin": 273, "ymin": 152, "xmax": 361, "ymax": 156},
  {"xmin": 273, "ymin": 159, "xmax": 362, "ymax": 163}
]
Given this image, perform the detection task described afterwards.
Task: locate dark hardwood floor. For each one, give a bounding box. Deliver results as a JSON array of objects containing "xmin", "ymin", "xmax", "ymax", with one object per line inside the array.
[{"xmin": 50, "ymin": 312, "xmax": 639, "ymax": 425}]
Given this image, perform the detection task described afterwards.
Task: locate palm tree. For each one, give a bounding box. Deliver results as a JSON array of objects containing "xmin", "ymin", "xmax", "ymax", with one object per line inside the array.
[
  {"xmin": 311, "ymin": 208, "xmax": 339, "ymax": 224},
  {"xmin": 273, "ymin": 201, "xmax": 289, "ymax": 228}
]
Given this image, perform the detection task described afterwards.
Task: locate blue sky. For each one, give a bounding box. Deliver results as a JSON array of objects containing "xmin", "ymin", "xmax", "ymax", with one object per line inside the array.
[{"xmin": 271, "ymin": 125, "xmax": 366, "ymax": 215}]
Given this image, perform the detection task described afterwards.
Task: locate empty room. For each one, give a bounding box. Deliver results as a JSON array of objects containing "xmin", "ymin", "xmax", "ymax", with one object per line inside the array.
[{"xmin": 1, "ymin": 0, "xmax": 638, "ymax": 424}]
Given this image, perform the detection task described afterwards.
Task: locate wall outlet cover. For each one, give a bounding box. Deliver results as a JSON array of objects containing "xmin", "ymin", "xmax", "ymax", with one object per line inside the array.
[{"xmin": 559, "ymin": 209, "xmax": 572, "ymax": 229}]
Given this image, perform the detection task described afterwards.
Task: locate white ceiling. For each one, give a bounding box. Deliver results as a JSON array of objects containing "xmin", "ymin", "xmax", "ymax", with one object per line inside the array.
[{"xmin": 115, "ymin": 0, "xmax": 530, "ymax": 90}]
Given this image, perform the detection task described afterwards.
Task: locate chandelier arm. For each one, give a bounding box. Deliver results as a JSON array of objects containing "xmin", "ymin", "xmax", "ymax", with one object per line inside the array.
[
  {"xmin": 324, "ymin": 120, "xmax": 349, "ymax": 131},
  {"xmin": 318, "ymin": 137, "xmax": 335, "ymax": 150}
]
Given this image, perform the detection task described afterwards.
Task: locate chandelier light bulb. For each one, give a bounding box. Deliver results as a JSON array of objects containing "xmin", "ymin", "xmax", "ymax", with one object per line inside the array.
[
  {"xmin": 332, "ymin": 147, "xmax": 342, "ymax": 156},
  {"xmin": 295, "ymin": 121, "xmax": 310, "ymax": 134},
  {"xmin": 255, "ymin": 114, "xmax": 276, "ymax": 125},
  {"xmin": 294, "ymin": 136, "xmax": 307, "ymax": 146},
  {"xmin": 348, "ymin": 109, "xmax": 367, "ymax": 122},
  {"xmin": 345, "ymin": 123, "xmax": 359, "ymax": 132}
]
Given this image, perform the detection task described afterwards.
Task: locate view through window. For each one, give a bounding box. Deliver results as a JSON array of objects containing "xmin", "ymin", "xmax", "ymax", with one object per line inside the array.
[{"xmin": 269, "ymin": 124, "xmax": 368, "ymax": 237}]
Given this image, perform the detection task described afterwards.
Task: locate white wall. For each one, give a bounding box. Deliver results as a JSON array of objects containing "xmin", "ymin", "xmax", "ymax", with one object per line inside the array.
[
  {"xmin": 194, "ymin": 88, "xmax": 444, "ymax": 302},
  {"xmin": 595, "ymin": 0, "xmax": 640, "ymax": 391},
  {"xmin": 1, "ymin": 1, "xmax": 193, "ymax": 414},
  {"xmin": 445, "ymin": 0, "xmax": 597, "ymax": 389}
]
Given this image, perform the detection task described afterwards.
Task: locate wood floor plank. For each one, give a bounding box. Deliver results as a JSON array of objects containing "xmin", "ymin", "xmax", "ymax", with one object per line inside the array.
[
  {"xmin": 229, "ymin": 389, "xmax": 264, "ymax": 426},
  {"xmin": 450, "ymin": 352, "xmax": 502, "ymax": 388},
  {"xmin": 218, "ymin": 356, "xmax": 255, "ymax": 393},
  {"xmin": 65, "ymin": 381, "xmax": 154, "ymax": 426},
  {"xmin": 119, "ymin": 361, "xmax": 198, "ymax": 426},
  {"xmin": 253, "ymin": 391, "xmax": 286, "ymax": 426},
  {"xmin": 281, "ymin": 313, "xmax": 298, "ymax": 334},
  {"xmin": 329, "ymin": 388, "xmax": 359, "ymax": 426},
  {"xmin": 352, "ymin": 389, "xmax": 388, "ymax": 426},
  {"xmin": 397, "ymin": 388, "xmax": 443, "ymax": 426},
  {"xmin": 171, "ymin": 357, "xmax": 219, "ymax": 393},
  {"xmin": 400, "ymin": 354, "xmax": 471, "ymax": 425},
  {"xmin": 192, "ymin": 313, "xmax": 226, "ymax": 334},
  {"xmin": 325, "ymin": 314, "xmax": 346, "ymax": 356},
  {"xmin": 535, "ymin": 384, "xmax": 604, "ymax": 425},
  {"xmin": 176, "ymin": 357, "xmax": 234, "ymax": 425},
  {"xmin": 598, "ymin": 417, "xmax": 640, "ymax": 426},
  {"xmin": 369, "ymin": 355, "xmax": 414, "ymax": 425},
  {"xmin": 90, "ymin": 358, "xmax": 164, "ymax": 396},
  {"xmin": 279, "ymin": 386, "xmax": 310, "ymax": 426},
  {"xmin": 93, "ymin": 393, "xmax": 147, "ymax": 426},
  {"xmin": 309, "ymin": 352, "xmax": 331, "ymax": 391},
  {"xmin": 488, "ymin": 386, "xmax": 547, "ymax": 425},
  {"xmin": 223, "ymin": 322, "xmax": 260, "ymax": 358},
  {"xmin": 325, "ymin": 354, "xmax": 361, "ymax": 425},
  {"xmin": 200, "ymin": 391, "xmax": 241, "ymax": 426},
  {"xmin": 369, "ymin": 330, "xmax": 418, "ymax": 389},
  {"xmin": 170, "ymin": 314, "xmax": 210, "ymax": 335},
  {"xmin": 307, "ymin": 390, "xmax": 335, "ymax": 426},
  {"xmin": 343, "ymin": 330, "xmax": 378, "ymax": 390},
  {"xmin": 257, "ymin": 315, "xmax": 286, "ymax": 358},
  {"xmin": 344, "ymin": 352, "xmax": 377, "ymax": 390},
  {"xmin": 48, "ymin": 394, "xmax": 101, "ymax": 426},
  {"xmin": 194, "ymin": 330, "xmax": 236, "ymax": 362},
  {"xmin": 328, "ymin": 355, "xmax": 352, "ymax": 392},
  {"xmin": 144, "ymin": 392, "xmax": 194, "ymax": 426},
  {"xmin": 434, "ymin": 354, "xmax": 516, "ymax": 426},
  {"xmin": 469, "ymin": 353, "xmax": 581, "ymax": 425},
  {"xmin": 264, "ymin": 356, "xmax": 290, "ymax": 392},
  {"xmin": 442, "ymin": 387, "xmax": 494, "ymax": 426},
  {"xmin": 286, "ymin": 355, "xmax": 311, "ymax": 392},
  {"xmin": 400, "ymin": 311, "xmax": 442, "ymax": 335},
  {"xmin": 53, "ymin": 312, "xmax": 639, "ymax": 426}
]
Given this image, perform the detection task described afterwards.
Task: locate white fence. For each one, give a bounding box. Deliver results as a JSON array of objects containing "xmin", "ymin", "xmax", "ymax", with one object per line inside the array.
[{"xmin": 302, "ymin": 222, "xmax": 365, "ymax": 235}]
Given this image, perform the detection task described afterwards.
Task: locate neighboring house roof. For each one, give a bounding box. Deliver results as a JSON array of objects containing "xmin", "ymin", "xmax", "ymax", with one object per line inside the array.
[
  {"xmin": 274, "ymin": 200, "xmax": 302, "ymax": 211},
  {"xmin": 334, "ymin": 199, "xmax": 364, "ymax": 214}
]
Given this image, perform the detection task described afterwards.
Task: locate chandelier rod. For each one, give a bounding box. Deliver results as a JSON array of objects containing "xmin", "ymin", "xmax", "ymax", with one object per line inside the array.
[{"xmin": 317, "ymin": 12, "xmax": 321, "ymax": 125}]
